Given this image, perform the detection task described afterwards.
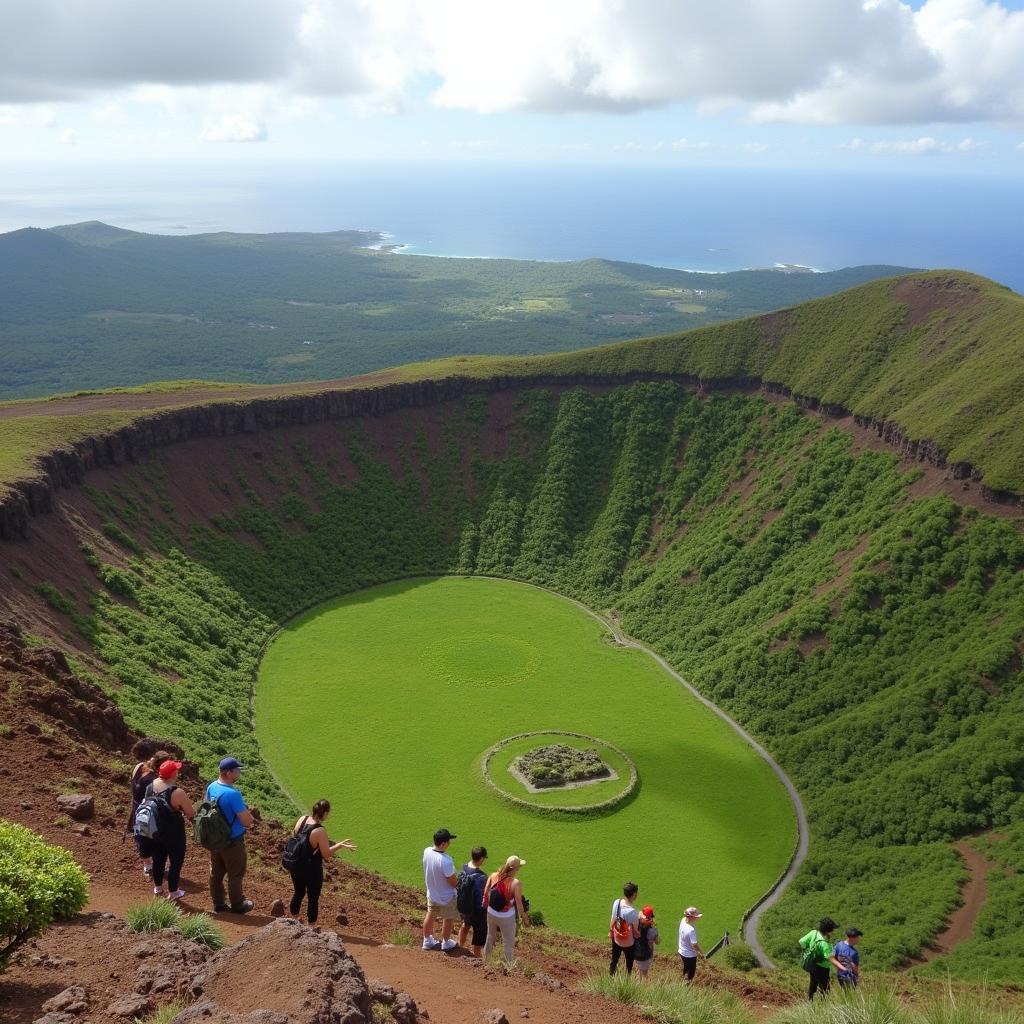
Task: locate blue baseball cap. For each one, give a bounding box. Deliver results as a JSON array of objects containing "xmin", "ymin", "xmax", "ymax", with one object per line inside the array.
[{"xmin": 219, "ymin": 757, "xmax": 245, "ymax": 772}]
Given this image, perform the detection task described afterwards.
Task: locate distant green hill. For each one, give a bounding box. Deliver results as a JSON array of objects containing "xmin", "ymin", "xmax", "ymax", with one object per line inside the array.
[{"xmin": 0, "ymin": 221, "xmax": 912, "ymax": 399}]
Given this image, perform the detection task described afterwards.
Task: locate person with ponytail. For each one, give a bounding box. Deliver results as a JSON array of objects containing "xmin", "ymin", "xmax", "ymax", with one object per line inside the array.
[{"xmin": 287, "ymin": 799, "xmax": 357, "ymax": 925}]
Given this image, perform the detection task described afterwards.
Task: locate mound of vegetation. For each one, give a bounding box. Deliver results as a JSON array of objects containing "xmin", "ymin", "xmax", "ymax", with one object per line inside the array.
[
  {"xmin": 0, "ymin": 820, "xmax": 89, "ymax": 970},
  {"xmin": 514, "ymin": 744, "xmax": 611, "ymax": 787}
]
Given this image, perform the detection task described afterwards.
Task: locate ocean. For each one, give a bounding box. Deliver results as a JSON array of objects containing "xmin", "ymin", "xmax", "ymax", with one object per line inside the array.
[{"xmin": 1, "ymin": 161, "xmax": 1021, "ymax": 291}]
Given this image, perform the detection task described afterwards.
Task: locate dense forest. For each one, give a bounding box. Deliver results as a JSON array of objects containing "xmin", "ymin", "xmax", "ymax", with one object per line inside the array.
[
  {"xmin": 0, "ymin": 221, "xmax": 909, "ymax": 398},
  {"xmin": 25, "ymin": 383, "xmax": 1022, "ymax": 980}
]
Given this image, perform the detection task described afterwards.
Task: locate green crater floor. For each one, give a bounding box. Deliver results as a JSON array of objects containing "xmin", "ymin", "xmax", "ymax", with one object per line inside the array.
[{"xmin": 255, "ymin": 577, "xmax": 795, "ymax": 940}]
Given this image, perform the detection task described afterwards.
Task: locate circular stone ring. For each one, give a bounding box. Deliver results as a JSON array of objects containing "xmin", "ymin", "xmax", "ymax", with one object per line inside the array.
[{"xmin": 480, "ymin": 731, "xmax": 639, "ymax": 817}]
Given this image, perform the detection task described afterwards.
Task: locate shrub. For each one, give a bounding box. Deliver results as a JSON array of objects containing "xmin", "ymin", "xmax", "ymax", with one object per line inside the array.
[
  {"xmin": 125, "ymin": 898, "xmax": 182, "ymax": 933},
  {"xmin": 177, "ymin": 913, "xmax": 224, "ymax": 951},
  {"xmin": 0, "ymin": 819, "xmax": 89, "ymax": 970},
  {"xmin": 527, "ymin": 909, "xmax": 546, "ymax": 927},
  {"xmin": 718, "ymin": 943, "xmax": 758, "ymax": 972}
]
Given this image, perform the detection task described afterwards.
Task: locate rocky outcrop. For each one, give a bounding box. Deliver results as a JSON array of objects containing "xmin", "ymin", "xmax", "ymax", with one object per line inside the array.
[
  {"xmin": 183, "ymin": 919, "xmax": 375, "ymax": 1024},
  {"xmin": 1, "ymin": 372, "xmax": 1020, "ymax": 543},
  {"xmin": 0, "ymin": 620, "xmax": 134, "ymax": 750}
]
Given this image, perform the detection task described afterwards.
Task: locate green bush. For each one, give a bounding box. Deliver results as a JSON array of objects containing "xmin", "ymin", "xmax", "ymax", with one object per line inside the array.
[
  {"xmin": 0, "ymin": 819, "xmax": 89, "ymax": 970},
  {"xmin": 718, "ymin": 943, "xmax": 758, "ymax": 972},
  {"xmin": 125, "ymin": 898, "xmax": 182, "ymax": 933},
  {"xmin": 176, "ymin": 913, "xmax": 224, "ymax": 951}
]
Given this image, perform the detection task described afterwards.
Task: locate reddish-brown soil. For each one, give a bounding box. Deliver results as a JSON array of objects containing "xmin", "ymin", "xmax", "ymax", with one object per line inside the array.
[{"xmin": 891, "ymin": 275, "xmax": 982, "ymax": 329}]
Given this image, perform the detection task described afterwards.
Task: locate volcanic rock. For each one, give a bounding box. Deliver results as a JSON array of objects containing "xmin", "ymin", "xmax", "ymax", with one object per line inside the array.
[
  {"xmin": 269, "ymin": 899, "xmax": 285, "ymax": 917},
  {"xmin": 41, "ymin": 986, "xmax": 88, "ymax": 1015},
  {"xmin": 481, "ymin": 1011, "xmax": 509, "ymax": 1024},
  {"xmin": 107, "ymin": 994, "xmax": 153, "ymax": 1018},
  {"xmin": 186, "ymin": 918, "xmax": 373, "ymax": 1023},
  {"xmin": 56, "ymin": 794, "xmax": 94, "ymax": 820},
  {"xmin": 391, "ymin": 993, "xmax": 419, "ymax": 1024}
]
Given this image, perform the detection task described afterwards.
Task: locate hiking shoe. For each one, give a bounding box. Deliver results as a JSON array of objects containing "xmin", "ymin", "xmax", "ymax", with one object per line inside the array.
[
  {"xmin": 143, "ymin": 865, "xmax": 152, "ymax": 877},
  {"xmin": 229, "ymin": 900, "xmax": 254, "ymax": 914},
  {"xmin": 213, "ymin": 904, "xmax": 229, "ymax": 913},
  {"xmin": 153, "ymin": 886, "xmax": 164, "ymax": 897},
  {"xmin": 166, "ymin": 889, "xmax": 186, "ymax": 902},
  {"xmin": 441, "ymin": 939, "xmax": 458, "ymax": 952},
  {"xmin": 422, "ymin": 937, "xmax": 441, "ymax": 951}
]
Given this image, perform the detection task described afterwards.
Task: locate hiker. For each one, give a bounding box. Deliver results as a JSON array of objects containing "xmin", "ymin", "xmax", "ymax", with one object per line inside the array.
[
  {"xmin": 799, "ymin": 916, "xmax": 846, "ymax": 999},
  {"xmin": 204, "ymin": 757, "xmax": 257, "ymax": 914},
  {"xmin": 147, "ymin": 760, "xmax": 195, "ymax": 902},
  {"xmin": 483, "ymin": 855, "xmax": 529, "ymax": 963},
  {"xmin": 635, "ymin": 905, "xmax": 660, "ymax": 980},
  {"xmin": 456, "ymin": 845, "xmax": 489, "ymax": 957},
  {"xmin": 609, "ymin": 882, "xmax": 640, "ymax": 975},
  {"xmin": 834, "ymin": 927, "xmax": 863, "ymax": 990},
  {"xmin": 677, "ymin": 906, "xmax": 705, "ymax": 983},
  {"xmin": 422, "ymin": 828, "xmax": 460, "ymax": 951},
  {"xmin": 129, "ymin": 749, "xmax": 169, "ymax": 878},
  {"xmin": 285, "ymin": 799, "xmax": 357, "ymax": 925}
]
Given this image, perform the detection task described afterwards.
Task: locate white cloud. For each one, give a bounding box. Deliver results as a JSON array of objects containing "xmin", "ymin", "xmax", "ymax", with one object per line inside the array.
[
  {"xmin": 670, "ymin": 138, "xmax": 712, "ymax": 151},
  {"xmin": 841, "ymin": 134, "xmax": 990, "ymax": 155},
  {"xmin": 0, "ymin": 0, "xmax": 1022, "ymax": 127},
  {"xmin": 201, "ymin": 113, "xmax": 268, "ymax": 143},
  {"xmin": 742, "ymin": 142, "xmax": 770, "ymax": 153},
  {"xmin": 1017, "ymin": 141, "xmax": 1024, "ymax": 151},
  {"xmin": 58, "ymin": 127, "xmax": 79, "ymax": 145}
]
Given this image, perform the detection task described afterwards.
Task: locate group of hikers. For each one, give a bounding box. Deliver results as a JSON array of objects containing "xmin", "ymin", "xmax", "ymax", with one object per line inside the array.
[
  {"xmin": 129, "ymin": 750, "xmax": 354, "ymax": 923},
  {"xmin": 128, "ymin": 753, "xmax": 862, "ymax": 997},
  {"xmin": 419, "ymin": 830, "xmax": 708, "ymax": 982}
]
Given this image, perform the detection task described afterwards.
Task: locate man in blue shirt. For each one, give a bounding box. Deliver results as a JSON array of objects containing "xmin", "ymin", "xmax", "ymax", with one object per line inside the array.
[
  {"xmin": 205, "ymin": 757, "xmax": 256, "ymax": 914},
  {"xmin": 834, "ymin": 927, "xmax": 863, "ymax": 989}
]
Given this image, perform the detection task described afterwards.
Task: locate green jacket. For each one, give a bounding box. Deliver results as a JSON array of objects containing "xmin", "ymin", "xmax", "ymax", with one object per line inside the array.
[{"xmin": 799, "ymin": 930, "xmax": 833, "ymax": 968}]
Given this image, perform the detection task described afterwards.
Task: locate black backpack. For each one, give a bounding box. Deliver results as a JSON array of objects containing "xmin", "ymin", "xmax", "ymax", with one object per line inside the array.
[
  {"xmin": 457, "ymin": 866, "xmax": 484, "ymax": 915},
  {"xmin": 281, "ymin": 817, "xmax": 318, "ymax": 872},
  {"xmin": 488, "ymin": 878, "xmax": 512, "ymax": 912},
  {"xmin": 636, "ymin": 923, "xmax": 653, "ymax": 961}
]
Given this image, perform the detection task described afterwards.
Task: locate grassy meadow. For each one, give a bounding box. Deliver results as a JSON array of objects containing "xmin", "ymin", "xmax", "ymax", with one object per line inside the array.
[{"xmin": 255, "ymin": 576, "xmax": 796, "ymax": 941}]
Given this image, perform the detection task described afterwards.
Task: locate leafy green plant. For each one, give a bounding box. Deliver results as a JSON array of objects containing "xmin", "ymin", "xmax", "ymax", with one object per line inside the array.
[
  {"xmin": 0, "ymin": 819, "xmax": 89, "ymax": 970},
  {"xmin": 717, "ymin": 943, "xmax": 758, "ymax": 972}
]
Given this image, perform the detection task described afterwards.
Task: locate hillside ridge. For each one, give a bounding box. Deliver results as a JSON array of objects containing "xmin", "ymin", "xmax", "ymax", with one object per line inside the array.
[{"xmin": 2, "ymin": 265, "xmax": 1024, "ymax": 539}]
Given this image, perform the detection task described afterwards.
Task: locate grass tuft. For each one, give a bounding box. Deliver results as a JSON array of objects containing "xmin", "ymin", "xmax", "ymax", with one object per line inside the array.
[
  {"xmin": 583, "ymin": 972, "xmax": 752, "ymax": 1024},
  {"xmin": 177, "ymin": 913, "xmax": 225, "ymax": 951},
  {"xmin": 125, "ymin": 898, "xmax": 182, "ymax": 933}
]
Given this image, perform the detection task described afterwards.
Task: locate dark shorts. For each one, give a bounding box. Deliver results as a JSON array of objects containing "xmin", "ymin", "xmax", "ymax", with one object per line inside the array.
[{"xmin": 462, "ymin": 910, "xmax": 487, "ymax": 947}]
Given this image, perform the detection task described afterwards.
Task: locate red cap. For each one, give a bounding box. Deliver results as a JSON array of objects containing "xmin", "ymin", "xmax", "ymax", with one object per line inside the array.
[
  {"xmin": 158, "ymin": 759, "xmax": 183, "ymax": 780},
  {"xmin": 642, "ymin": 905, "xmax": 655, "ymax": 918}
]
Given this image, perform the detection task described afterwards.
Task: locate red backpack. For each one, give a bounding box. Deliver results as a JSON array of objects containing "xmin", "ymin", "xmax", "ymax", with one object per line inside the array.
[{"xmin": 612, "ymin": 900, "xmax": 634, "ymax": 946}]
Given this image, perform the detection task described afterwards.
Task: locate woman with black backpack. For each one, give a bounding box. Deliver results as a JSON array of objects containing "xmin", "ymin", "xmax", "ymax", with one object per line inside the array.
[
  {"xmin": 146, "ymin": 759, "xmax": 194, "ymax": 902},
  {"xmin": 284, "ymin": 800, "xmax": 357, "ymax": 925}
]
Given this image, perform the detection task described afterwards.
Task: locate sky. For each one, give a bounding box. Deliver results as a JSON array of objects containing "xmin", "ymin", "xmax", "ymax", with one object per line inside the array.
[{"xmin": 1, "ymin": 0, "xmax": 1024, "ymax": 172}]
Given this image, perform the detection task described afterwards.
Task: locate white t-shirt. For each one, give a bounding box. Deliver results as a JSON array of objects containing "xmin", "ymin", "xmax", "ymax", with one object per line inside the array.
[
  {"xmin": 678, "ymin": 920, "xmax": 699, "ymax": 958},
  {"xmin": 423, "ymin": 846, "xmax": 456, "ymax": 905}
]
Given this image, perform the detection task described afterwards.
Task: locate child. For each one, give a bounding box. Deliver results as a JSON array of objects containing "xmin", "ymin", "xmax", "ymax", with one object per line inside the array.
[{"xmin": 634, "ymin": 905, "xmax": 660, "ymax": 979}]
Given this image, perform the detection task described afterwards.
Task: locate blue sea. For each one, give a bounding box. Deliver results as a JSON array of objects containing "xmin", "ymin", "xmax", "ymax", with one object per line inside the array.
[{"xmin": 1, "ymin": 161, "xmax": 1021, "ymax": 291}]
